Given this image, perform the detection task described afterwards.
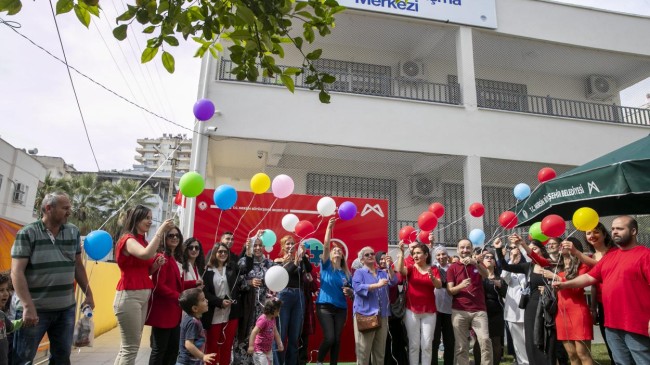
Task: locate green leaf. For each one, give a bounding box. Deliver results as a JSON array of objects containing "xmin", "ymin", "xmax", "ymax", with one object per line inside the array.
[
  {"xmin": 143, "ymin": 25, "xmax": 156, "ymax": 34},
  {"xmin": 236, "ymin": 5, "xmax": 256, "ymax": 25},
  {"xmin": 294, "ymin": 1, "xmax": 308, "ymax": 11},
  {"xmin": 163, "ymin": 35, "xmax": 179, "ymax": 46},
  {"xmin": 112, "ymin": 24, "xmax": 128, "ymax": 41},
  {"xmin": 304, "ymin": 26, "xmax": 314, "ymax": 43},
  {"xmin": 280, "ymin": 75, "xmax": 295, "ymax": 93},
  {"xmin": 73, "ymin": 4, "xmax": 91, "ymax": 28},
  {"xmin": 321, "ymin": 74, "xmax": 336, "ymax": 84},
  {"xmin": 296, "ymin": 11, "xmax": 313, "ymax": 19},
  {"xmin": 212, "ymin": 43, "xmax": 224, "ymax": 52},
  {"xmin": 86, "ymin": 4, "xmax": 99, "ymax": 17},
  {"xmin": 141, "ymin": 46, "xmax": 159, "ymax": 63},
  {"xmin": 283, "ymin": 67, "xmax": 302, "ymax": 76},
  {"xmin": 319, "ymin": 90, "xmax": 331, "ymax": 103},
  {"xmin": 0, "ymin": 0, "xmax": 22, "ymax": 15},
  {"xmin": 162, "ymin": 51, "xmax": 175, "ymax": 73},
  {"xmin": 116, "ymin": 7, "xmax": 136, "ymax": 22},
  {"xmin": 55, "ymin": 0, "xmax": 73, "ymax": 15},
  {"xmin": 306, "ymin": 49, "xmax": 322, "ymax": 60},
  {"xmin": 294, "ymin": 36, "xmax": 303, "ymax": 49}
]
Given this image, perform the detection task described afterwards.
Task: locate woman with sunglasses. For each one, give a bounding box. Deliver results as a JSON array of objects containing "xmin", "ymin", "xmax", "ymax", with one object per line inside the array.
[
  {"xmin": 114, "ymin": 205, "xmax": 174, "ymax": 365},
  {"xmin": 232, "ymin": 232, "xmax": 274, "ymax": 365},
  {"xmin": 499, "ymin": 241, "xmax": 528, "ymax": 365},
  {"xmin": 202, "ymin": 243, "xmax": 243, "ymax": 365},
  {"xmin": 146, "ymin": 226, "xmax": 199, "ymax": 365},
  {"xmin": 180, "ymin": 238, "xmax": 206, "ymax": 287}
]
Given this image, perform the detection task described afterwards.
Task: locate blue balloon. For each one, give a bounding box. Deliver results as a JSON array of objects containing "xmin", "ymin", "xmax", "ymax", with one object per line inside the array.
[
  {"xmin": 260, "ymin": 229, "xmax": 277, "ymax": 247},
  {"xmin": 469, "ymin": 229, "xmax": 485, "ymax": 247},
  {"xmin": 213, "ymin": 185, "xmax": 237, "ymax": 210},
  {"xmin": 513, "ymin": 183, "xmax": 531, "ymax": 200},
  {"xmin": 85, "ymin": 230, "xmax": 112, "ymax": 261}
]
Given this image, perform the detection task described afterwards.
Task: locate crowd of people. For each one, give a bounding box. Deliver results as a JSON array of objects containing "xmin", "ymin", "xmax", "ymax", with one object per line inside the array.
[{"xmin": 3, "ymin": 191, "xmax": 650, "ymax": 365}]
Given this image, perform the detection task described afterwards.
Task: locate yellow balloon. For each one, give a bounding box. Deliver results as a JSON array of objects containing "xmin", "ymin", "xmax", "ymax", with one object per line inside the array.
[
  {"xmin": 250, "ymin": 173, "xmax": 271, "ymax": 194},
  {"xmin": 572, "ymin": 207, "xmax": 599, "ymax": 231}
]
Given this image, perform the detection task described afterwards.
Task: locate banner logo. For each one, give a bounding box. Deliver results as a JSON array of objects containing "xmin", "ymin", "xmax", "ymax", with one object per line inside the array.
[
  {"xmin": 361, "ymin": 204, "xmax": 385, "ymax": 218},
  {"xmin": 587, "ymin": 181, "xmax": 600, "ymax": 194}
]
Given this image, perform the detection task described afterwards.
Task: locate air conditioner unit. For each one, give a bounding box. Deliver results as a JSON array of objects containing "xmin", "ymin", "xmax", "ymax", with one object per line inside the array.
[
  {"xmin": 586, "ymin": 75, "xmax": 616, "ymax": 100},
  {"xmin": 409, "ymin": 176, "xmax": 441, "ymax": 199},
  {"xmin": 399, "ymin": 61, "xmax": 425, "ymax": 80}
]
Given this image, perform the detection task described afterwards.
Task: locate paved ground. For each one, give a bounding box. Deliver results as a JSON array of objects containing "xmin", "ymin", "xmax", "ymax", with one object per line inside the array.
[{"xmin": 63, "ymin": 326, "xmax": 151, "ymax": 365}]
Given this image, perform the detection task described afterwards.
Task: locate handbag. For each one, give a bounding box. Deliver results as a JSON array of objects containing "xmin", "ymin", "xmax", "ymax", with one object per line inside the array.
[
  {"xmin": 390, "ymin": 280, "xmax": 407, "ymax": 318},
  {"xmin": 518, "ymin": 264, "xmax": 533, "ymax": 309},
  {"xmin": 356, "ymin": 313, "xmax": 381, "ymax": 332}
]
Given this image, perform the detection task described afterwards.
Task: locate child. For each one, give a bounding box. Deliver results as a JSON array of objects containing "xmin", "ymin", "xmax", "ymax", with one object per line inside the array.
[
  {"xmin": 177, "ymin": 288, "xmax": 216, "ymax": 365},
  {"xmin": 247, "ymin": 299, "xmax": 283, "ymax": 365},
  {"xmin": 1, "ymin": 273, "xmax": 22, "ymax": 365}
]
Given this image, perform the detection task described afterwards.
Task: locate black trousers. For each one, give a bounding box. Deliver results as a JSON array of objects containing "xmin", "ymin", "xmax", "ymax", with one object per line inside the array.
[
  {"xmin": 385, "ymin": 316, "xmax": 408, "ymax": 365},
  {"xmin": 432, "ymin": 312, "xmax": 454, "ymax": 365},
  {"xmin": 315, "ymin": 303, "xmax": 347, "ymax": 365},
  {"xmin": 149, "ymin": 326, "xmax": 180, "ymax": 365}
]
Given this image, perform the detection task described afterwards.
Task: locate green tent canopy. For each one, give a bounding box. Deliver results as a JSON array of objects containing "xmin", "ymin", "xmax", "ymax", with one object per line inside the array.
[{"xmin": 513, "ymin": 134, "xmax": 650, "ymax": 226}]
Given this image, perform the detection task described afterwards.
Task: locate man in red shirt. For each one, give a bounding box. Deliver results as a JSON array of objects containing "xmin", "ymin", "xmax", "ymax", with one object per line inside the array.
[
  {"xmin": 446, "ymin": 239, "xmax": 492, "ymax": 365},
  {"xmin": 554, "ymin": 216, "xmax": 650, "ymax": 365}
]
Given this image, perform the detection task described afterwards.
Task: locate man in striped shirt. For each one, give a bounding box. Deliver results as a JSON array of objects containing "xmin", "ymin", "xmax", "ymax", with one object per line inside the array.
[{"xmin": 10, "ymin": 192, "xmax": 94, "ymax": 365}]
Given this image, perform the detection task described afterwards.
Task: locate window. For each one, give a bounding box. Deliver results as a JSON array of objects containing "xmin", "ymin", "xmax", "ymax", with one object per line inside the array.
[
  {"xmin": 0, "ymin": 174, "xmax": 3, "ymax": 191},
  {"xmin": 476, "ymin": 78, "xmax": 528, "ymax": 112},
  {"xmin": 314, "ymin": 59, "xmax": 392, "ymax": 96},
  {"xmin": 13, "ymin": 182, "xmax": 28, "ymax": 205}
]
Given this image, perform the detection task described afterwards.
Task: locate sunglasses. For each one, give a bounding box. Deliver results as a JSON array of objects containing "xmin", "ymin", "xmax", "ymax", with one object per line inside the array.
[
  {"xmin": 188, "ymin": 245, "xmax": 200, "ymax": 251},
  {"xmin": 508, "ymin": 246, "xmax": 518, "ymax": 250},
  {"xmin": 363, "ymin": 252, "xmax": 375, "ymax": 257},
  {"xmin": 484, "ymin": 255, "xmax": 494, "ymax": 260},
  {"xmin": 216, "ymin": 250, "xmax": 229, "ymax": 255},
  {"xmin": 167, "ymin": 233, "xmax": 181, "ymax": 239}
]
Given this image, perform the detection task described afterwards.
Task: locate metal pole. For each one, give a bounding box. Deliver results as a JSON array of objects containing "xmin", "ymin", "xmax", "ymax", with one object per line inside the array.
[{"xmin": 166, "ymin": 137, "xmax": 179, "ymax": 219}]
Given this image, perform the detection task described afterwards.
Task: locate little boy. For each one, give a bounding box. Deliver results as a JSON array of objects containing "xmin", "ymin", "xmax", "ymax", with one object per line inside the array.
[
  {"xmin": 247, "ymin": 299, "xmax": 283, "ymax": 365},
  {"xmin": 1, "ymin": 273, "xmax": 22, "ymax": 365},
  {"xmin": 177, "ymin": 288, "xmax": 216, "ymax": 365}
]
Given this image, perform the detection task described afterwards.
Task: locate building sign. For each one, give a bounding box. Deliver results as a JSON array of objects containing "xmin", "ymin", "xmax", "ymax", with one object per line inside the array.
[{"xmin": 338, "ymin": 0, "xmax": 498, "ymax": 28}]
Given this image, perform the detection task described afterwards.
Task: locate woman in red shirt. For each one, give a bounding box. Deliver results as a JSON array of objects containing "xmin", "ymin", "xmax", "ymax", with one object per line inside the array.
[
  {"xmin": 113, "ymin": 205, "xmax": 174, "ymax": 365},
  {"xmin": 395, "ymin": 242, "xmax": 442, "ymax": 365}
]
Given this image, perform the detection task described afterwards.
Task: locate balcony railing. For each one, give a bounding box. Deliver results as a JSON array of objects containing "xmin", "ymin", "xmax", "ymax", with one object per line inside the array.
[
  {"xmin": 218, "ymin": 59, "xmax": 460, "ymax": 105},
  {"xmin": 218, "ymin": 59, "xmax": 650, "ymax": 127}
]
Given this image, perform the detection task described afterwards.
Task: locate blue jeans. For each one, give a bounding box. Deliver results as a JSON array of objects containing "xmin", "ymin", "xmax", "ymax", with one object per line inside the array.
[
  {"xmin": 605, "ymin": 328, "xmax": 650, "ymax": 365},
  {"xmin": 273, "ymin": 287, "xmax": 305, "ymax": 365},
  {"xmin": 12, "ymin": 306, "xmax": 76, "ymax": 365}
]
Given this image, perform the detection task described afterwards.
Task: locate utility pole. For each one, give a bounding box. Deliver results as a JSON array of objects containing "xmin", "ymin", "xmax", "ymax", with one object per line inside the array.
[{"xmin": 166, "ymin": 136, "xmax": 180, "ymax": 220}]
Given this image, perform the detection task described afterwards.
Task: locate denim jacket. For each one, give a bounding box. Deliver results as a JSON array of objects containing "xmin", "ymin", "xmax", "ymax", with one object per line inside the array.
[{"xmin": 352, "ymin": 267, "xmax": 397, "ymax": 317}]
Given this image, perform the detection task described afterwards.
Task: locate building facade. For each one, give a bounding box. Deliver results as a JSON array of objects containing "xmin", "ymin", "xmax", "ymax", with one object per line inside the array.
[
  {"xmin": 134, "ymin": 133, "xmax": 192, "ymax": 173},
  {"xmin": 183, "ymin": 0, "xmax": 650, "ymax": 244}
]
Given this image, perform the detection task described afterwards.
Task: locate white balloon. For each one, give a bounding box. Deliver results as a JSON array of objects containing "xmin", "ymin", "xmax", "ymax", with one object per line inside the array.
[
  {"xmin": 317, "ymin": 197, "xmax": 337, "ymax": 217},
  {"xmin": 281, "ymin": 214, "xmax": 299, "ymax": 232},
  {"xmin": 265, "ymin": 266, "xmax": 289, "ymax": 292}
]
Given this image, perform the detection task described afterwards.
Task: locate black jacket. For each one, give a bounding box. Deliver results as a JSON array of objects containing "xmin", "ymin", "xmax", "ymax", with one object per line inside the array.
[{"xmin": 201, "ymin": 265, "xmax": 244, "ymax": 329}]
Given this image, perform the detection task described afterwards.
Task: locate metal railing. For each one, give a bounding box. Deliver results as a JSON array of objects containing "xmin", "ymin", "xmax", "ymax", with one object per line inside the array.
[{"xmin": 477, "ymin": 87, "xmax": 650, "ymax": 126}]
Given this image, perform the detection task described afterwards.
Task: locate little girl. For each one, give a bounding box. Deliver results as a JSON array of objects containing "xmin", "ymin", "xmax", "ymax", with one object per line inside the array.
[{"xmin": 247, "ymin": 299, "xmax": 283, "ymax": 365}]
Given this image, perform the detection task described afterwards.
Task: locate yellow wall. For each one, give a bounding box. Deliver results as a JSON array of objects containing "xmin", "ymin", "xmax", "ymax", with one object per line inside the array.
[{"xmin": 81, "ymin": 261, "xmax": 120, "ymax": 336}]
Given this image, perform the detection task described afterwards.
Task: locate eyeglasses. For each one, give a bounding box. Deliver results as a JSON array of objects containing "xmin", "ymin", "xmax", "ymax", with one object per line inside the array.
[
  {"xmin": 167, "ymin": 233, "xmax": 181, "ymax": 239},
  {"xmin": 484, "ymin": 255, "xmax": 494, "ymax": 260},
  {"xmin": 188, "ymin": 245, "xmax": 200, "ymax": 251},
  {"xmin": 363, "ymin": 252, "xmax": 375, "ymax": 257},
  {"xmin": 508, "ymin": 246, "xmax": 518, "ymax": 250},
  {"xmin": 216, "ymin": 250, "xmax": 229, "ymax": 255}
]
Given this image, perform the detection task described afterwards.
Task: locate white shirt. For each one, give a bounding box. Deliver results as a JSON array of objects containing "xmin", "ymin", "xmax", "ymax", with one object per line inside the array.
[
  {"xmin": 210, "ymin": 266, "xmax": 231, "ymax": 324},
  {"xmin": 434, "ymin": 263, "xmax": 453, "ymax": 314},
  {"xmin": 501, "ymin": 259, "xmax": 527, "ymax": 323}
]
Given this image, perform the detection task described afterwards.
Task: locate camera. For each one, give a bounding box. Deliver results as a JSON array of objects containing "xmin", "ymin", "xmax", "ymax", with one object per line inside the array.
[{"xmin": 257, "ymin": 151, "xmax": 264, "ymax": 159}]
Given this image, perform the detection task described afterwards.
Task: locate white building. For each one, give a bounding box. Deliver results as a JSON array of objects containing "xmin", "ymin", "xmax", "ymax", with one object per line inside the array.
[
  {"xmin": 0, "ymin": 138, "xmax": 46, "ymax": 225},
  {"xmin": 183, "ymin": 0, "xmax": 650, "ymax": 244},
  {"xmin": 33, "ymin": 155, "xmax": 77, "ymax": 179},
  {"xmin": 134, "ymin": 134, "xmax": 192, "ymax": 173}
]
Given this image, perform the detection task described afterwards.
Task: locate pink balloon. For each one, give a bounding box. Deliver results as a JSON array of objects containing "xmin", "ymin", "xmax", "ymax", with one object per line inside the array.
[{"xmin": 272, "ymin": 174, "xmax": 294, "ymax": 199}]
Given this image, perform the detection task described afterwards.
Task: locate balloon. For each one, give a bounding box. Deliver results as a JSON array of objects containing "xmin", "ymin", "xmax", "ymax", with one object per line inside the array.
[
  {"xmin": 418, "ymin": 230, "xmax": 431, "ymax": 244},
  {"xmin": 572, "ymin": 207, "xmax": 599, "ymax": 231},
  {"xmin": 272, "ymin": 174, "xmax": 294, "ymax": 199},
  {"xmin": 428, "ymin": 202, "xmax": 445, "ymax": 218},
  {"xmin": 281, "ymin": 214, "xmax": 299, "ymax": 232},
  {"xmin": 469, "ymin": 202, "xmax": 485, "ymax": 217},
  {"xmin": 265, "ymin": 266, "xmax": 289, "ymax": 292},
  {"xmin": 513, "ymin": 183, "xmax": 531, "ymax": 200},
  {"xmin": 417, "ymin": 212, "xmax": 438, "ymax": 231},
  {"xmin": 529, "ymin": 222, "xmax": 549, "ymax": 242},
  {"xmin": 399, "ymin": 226, "xmax": 417, "ymax": 243},
  {"xmin": 250, "ymin": 173, "xmax": 271, "ymax": 194},
  {"xmin": 541, "ymin": 214, "xmax": 566, "ymax": 237},
  {"xmin": 538, "ymin": 167, "xmax": 557, "ymax": 183},
  {"xmin": 260, "ymin": 229, "xmax": 277, "ymax": 247},
  {"xmin": 317, "ymin": 197, "xmax": 337, "ymax": 217},
  {"xmin": 469, "ymin": 229, "xmax": 485, "ymax": 247},
  {"xmin": 213, "ymin": 184, "xmax": 237, "ymax": 210},
  {"xmin": 193, "ymin": 98, "xmax": 215, "ymax": 121},
  {"xmin": 85, "ymin": 230, "xmax": 112, "ymax": 261},
  {"xmin": 498, "ymin": 211, "xmax": 518, "ymax": 229},
  {"xmin": 179, "ymin": 172, "xmax": 205, "ymax": 198},
  {"xmin": 174, "ymin": 191, "xmax": 183, "ymax": 205},
  {"xmin": 264, "ymin": 246, "xmax": 273, "ymax": 253},
  {"xmin": 294, "ymin": 220, "xmax": 315, "ymax": 239},
  {"xmin": 338, "ymin": 201, "xmax": 357, "ymax": 221}
]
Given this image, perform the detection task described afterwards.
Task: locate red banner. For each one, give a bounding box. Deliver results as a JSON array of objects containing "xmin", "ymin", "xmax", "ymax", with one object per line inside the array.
[{"xmin": 193, "ymin": 191, "xmax": 389, "ymax": 362}]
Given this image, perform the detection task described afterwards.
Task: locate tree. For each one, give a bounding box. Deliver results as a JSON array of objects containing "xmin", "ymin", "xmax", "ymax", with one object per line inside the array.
[
  {"xmin": 1, "ymin": 0, "xmax": 344, "ymax": 103},
  {"xmin": 100, "ymin": 178, "xmax": 156, "ymax": 238},
  {"xmin": 33, "ymin": 173, "xmax": 68, "ymax": 218},
  {"xmin": 58, "ymin": 174, "xmax": 105, "ymax": 235}
]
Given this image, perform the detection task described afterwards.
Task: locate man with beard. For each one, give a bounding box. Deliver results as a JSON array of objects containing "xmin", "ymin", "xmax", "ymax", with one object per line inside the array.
[
  {"xmin": 554, "ymin": 216, "xmax": 650, "ymax": 365},
  {"xmin": 446, "ymin": 239, "xmax": 492, "ymax": 365}
]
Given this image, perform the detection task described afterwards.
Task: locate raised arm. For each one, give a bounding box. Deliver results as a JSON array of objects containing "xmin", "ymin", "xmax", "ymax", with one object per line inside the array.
[
  {"xmin": 126, "ymin": 219, "xmax": 175, "ymax": 260},
  {"xmin": 322, "ymin": 217, "xmax": 335, "ymax": 263},
  {"xmin": 562, "ymin": 240, "xmax": 597, "ymax": 267},
  {"xmin": 395, "ymin": 240, "xmax": 407, "ymax": 276}
]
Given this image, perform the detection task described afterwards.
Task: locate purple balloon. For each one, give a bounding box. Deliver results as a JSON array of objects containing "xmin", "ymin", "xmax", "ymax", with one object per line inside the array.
[
  {"xmin": 338, "ymin": 201, "xmax": 357, "ymax": 221},
  {"xmin": 193, "ymin": 98, "xmax": 215, "ymax": 121}
]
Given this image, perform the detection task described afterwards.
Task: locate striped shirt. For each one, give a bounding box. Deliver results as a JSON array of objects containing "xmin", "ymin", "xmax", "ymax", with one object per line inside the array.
[{"xmin": 11, "ymin": 220, "xmax": 81, "ymax": 312}]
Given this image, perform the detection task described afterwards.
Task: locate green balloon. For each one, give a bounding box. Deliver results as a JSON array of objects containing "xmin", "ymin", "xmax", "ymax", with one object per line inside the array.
[
  {"xmin": 179, "ymin": 172, "xmax": 205, "ymax": 198},
  {"xmin": 529, "ymin": 222, "xmax": 549, "ymax": 242}
]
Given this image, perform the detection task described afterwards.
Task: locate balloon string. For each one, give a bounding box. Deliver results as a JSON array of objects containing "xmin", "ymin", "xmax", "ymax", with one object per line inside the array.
[
  {"xmin": 295, "ymin": 216, "xmax": 327, "ymax": 242},
  {"xmin": 436, "ymin": 214, "xmax": 466, "ymax": 232},
  {"xmin": 212, "ymin": 210, "xmax": 224, "ymax": 244},
  {"xmin": 233, "ymin": 194, "xmax": 256, "ymax": 240},
  {"xmin": 247, "ymin": 198, "xmax": 278, "ymax": 237}
]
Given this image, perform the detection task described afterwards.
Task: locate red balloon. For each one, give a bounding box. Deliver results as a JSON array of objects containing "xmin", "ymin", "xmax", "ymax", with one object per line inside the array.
[
  {"xmin": 541, "ymin": 214, "xmax": 566, "ymax": 237},
  {"xmin": 499, "ymin": 211, "xmax": 518, "ymax": 229},
  {"xmin": 174, "ymin": 191, "xmax": 183, "ymax": 205},
  {"xmin": 428, "ymin": 203, "xmax": 445, "ymax": 218},
  {"xmin": 399, "ymin": 226, "xmax": 417, "ymax": 243},
  {"xmin": 418, "ymin": 230, "xmax": 431, "ymax": 244},
  {"xmin": 294, "ymin": 220, "xmax": 315, "ymax": 239},
  {"xmin": 469, "ymin": 202, "xmax": 485, "ymax": 217},
  {"xmin": 417, "ymin": 212, "xmax": 438, "ymax": 231},
  {"xmin": 538, "ymin": 167, "xmax": 557, "ymax": 183}
]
